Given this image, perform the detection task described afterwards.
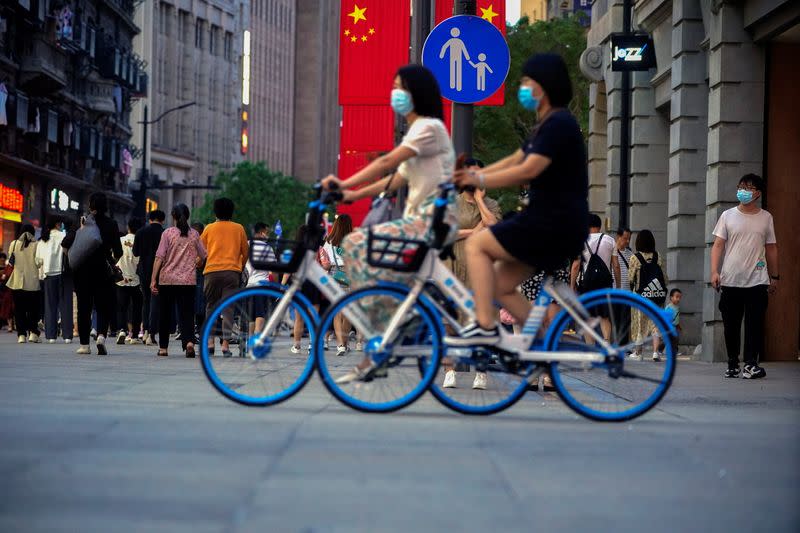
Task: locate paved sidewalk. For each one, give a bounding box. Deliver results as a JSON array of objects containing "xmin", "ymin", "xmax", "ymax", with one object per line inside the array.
[{"xmin": 0, "ymin": 332, "xmax": 797, "ymax": 532}]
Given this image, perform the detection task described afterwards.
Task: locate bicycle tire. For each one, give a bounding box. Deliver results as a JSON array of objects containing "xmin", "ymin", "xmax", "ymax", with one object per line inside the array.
[
  {"xmin": 315, "ymin": 284, "xmax": 443, "ymax": 413},
  {"xmin": 545, "ymin": 289, "xmax": 676, "ymax": 422},
  {"xmin": 200, "ymin": 286, "xmax": 318, "ymax": 406}
]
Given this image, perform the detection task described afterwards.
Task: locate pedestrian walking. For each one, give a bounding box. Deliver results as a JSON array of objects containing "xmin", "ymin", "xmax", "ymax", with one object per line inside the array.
[
  {"xmin": 663, "ymin": 288, "xmax": 682, "ymax": 355},
  {"xmin": 0, "ymin": 253, "xmax": 14, "ymax": 332},
  {"xmin": 150, "ymin": 204, "xmax": 206, "ymax": 357},
  {"xmin": 191, "ymin": 222, "xmax": 206, "ymax": 338},
  {"xmin": 62, "ymin": 193, "xmax": 123, "ymax": 355},
  {"xmin": 628, "ymin": 229, "xmax": 668, "ymax": 361},
  {"xmin": 711, "ymin": 173, "xmax": 778, "ymax": 379},
  {"xmin": 6, "ymin": 224, "xmax": 42, "ymax": 343},
  {"xmin": 200, "ymin": 198, "xmax": 248, "ymax": 356},
  {"xmin": 243, "ymin": 222, "xmax": 274, "ymax": 346},
  {"xmin": 319, "ymin": 214, "xmax": 354, "ymax": 355},
  {"xmin": 115, "ymin": 217, "xmax": 143, "ymax": 345},
  {"xmin": 281, "ymin": 224, "xmax": 323, "ymax": 354},
  {"xmin": 612, "ymin": 226, "xmax": 633, "ymax": 344},
  {"xmin": 133, "ymin": 209, "xmax": 165, "ymax": 346},
  {"xmin": 36, "ymin": 218, "xmax": 69, "ymax": 343},
  {"xmin": 571, "ymin": 214, "xmax": 620, "ymax": 340}
]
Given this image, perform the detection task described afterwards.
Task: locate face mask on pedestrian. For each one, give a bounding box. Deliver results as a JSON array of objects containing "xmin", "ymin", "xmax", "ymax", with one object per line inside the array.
[
  {"xmin": 390, "ymin": 89, "xmax": 414, "ymax": 116},
  {"xmin": 736, "ymin": 188, "xmax": 757, "ymax": 204},
  {"xmin": 518, "ymin": 86, "xmax": 540, "ymax": 111}
]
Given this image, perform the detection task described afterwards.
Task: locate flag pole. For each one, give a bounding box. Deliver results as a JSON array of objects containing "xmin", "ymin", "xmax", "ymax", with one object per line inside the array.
[{"xmin": 451, "ymin": 0, "xmax": 476, "ymax": 158}]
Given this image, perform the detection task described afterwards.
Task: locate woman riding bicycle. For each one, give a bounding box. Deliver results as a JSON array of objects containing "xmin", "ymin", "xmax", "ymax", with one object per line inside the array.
[
  {"xmin": 321, "ymin": 64, "xmax": 455, "ymax": 382},
  {"xmin": 445, "ymin": 53, "xmax": 589, "ymax": 347}
]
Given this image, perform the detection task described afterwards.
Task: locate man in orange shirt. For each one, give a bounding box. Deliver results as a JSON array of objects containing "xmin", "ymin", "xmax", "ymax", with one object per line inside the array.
[{"xmin": 200, "ymin": 198, "xmax": 249, "ymax": 356}]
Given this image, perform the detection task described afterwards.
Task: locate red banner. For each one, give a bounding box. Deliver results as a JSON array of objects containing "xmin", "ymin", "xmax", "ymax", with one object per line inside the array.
[
  {"xmin": 435, "ymin": 1, "xmax": 506, "ymax": 107},
  {"xmin": 336, "ymin": 150, "xmax": 374, "ymax": 226},
  {"xmin": 338, "ymin": 1, "xmax": 411, "ymax": 105},
  {"xmin": 340, "ymin": 105, "xmax": 395, "ymax": 152}
]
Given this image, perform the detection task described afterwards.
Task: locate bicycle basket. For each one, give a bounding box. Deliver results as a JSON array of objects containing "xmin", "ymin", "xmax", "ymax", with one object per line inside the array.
[
  {"xmin": 366, "ymin": 229, "xmax": 429, "ymax": 273},
  {"xmin": 249, "ymin": 238, "xmax": 304, "ymax": 273}
]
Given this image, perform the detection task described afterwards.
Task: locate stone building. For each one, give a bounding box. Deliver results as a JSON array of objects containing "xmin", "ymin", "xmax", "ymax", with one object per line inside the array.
[
  {"xmin": 580, "ymin": 0, "xmax": 799, "ymax": 361},
  {"xmin": 0, "ymin": 0, "xmax": 146, "ymax": 244},
  {"xmin": 132, "ymin": 0, "xmax": 247, "ymax": 211}
]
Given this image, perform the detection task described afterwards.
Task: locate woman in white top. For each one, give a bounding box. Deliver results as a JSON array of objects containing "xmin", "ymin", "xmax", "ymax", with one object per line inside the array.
[
  {"xmin": 115, "ymin": 217, "xmax": 143, "ymax": 344},
  {"xmin": 321, "ymin": 65, "xmax": 455, "ymax": 382},
  {"xmin": 36, "ymin": 219, "xmax": 69, "ymax": 342},
  {"xmin": 319, "ymin": 214, "xmax": 353, "ymax": 355}
]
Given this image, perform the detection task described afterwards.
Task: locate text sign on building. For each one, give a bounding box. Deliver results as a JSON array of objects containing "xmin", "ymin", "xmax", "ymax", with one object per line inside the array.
[
  {"xmin": 610, "ymin": 33, "xmax": 656, "ymax": 71},
  {"xmin": 0, "ymin": 184, "xmax": 23, "ymax": 213},
  {"xmin": 422, "ymin": 15, "xmax": 510, "ymax": 104}
]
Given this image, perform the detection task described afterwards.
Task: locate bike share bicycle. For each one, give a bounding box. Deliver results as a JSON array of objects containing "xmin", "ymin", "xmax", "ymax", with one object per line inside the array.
[{"xmin": 315, "ymin": 183, "xmax": 678, "ymax": 420}]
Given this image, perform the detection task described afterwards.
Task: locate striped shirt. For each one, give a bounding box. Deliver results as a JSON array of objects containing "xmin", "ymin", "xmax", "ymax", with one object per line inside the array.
[{"xmin": 615, "ymin": 248, "xmax": 633, "ymax": 291}]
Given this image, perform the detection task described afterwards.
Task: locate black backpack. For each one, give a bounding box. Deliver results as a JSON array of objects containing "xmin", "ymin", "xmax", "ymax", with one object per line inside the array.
[
  {"xmin": 578, "ymin": 237, "xmax": 613, "ymax": 293},
  {"xmin": 635, "ymin": 252, "xmax": 667, "ymax": 305}
]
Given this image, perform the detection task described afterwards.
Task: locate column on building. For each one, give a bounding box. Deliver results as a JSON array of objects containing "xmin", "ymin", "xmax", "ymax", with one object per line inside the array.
[
  {"xmin": 587, "ymin": 82, "xmax": 609, "ymax": 221},
  {"xmin": 604, "ymin": 64, "xmax": 623, "ymax": 231},
  {"xmin": 666, "ymin": 0, "xmax": 708, "ymax": 347},
  {"xmin": 701, "ymin": 1, "xmax": 765, "ymax": 362}
]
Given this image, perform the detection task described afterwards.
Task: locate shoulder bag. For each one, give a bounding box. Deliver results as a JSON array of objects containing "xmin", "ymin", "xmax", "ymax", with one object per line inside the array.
[{"xmin": 361, "ymin": 172, "xmax": 398, "ymax": 228}]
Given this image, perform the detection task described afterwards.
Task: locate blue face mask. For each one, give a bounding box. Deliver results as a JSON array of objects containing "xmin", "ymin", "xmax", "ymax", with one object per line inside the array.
[
  {"xmin": 391, "ymin": 89, "xmax": 414, "ymax": 116},
  {"xmin": 518, "ymin": 86, "xmax": 540, "ymax": 111},
  {"xmin": 737, "ymin": 189, "xmax": 755, "ymax": 204}
]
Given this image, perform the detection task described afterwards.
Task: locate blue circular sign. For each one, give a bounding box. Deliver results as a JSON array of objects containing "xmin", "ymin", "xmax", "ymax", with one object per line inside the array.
[{"xmin": 422, "ymin": 15, "xmax": 510, "ymax": 104}]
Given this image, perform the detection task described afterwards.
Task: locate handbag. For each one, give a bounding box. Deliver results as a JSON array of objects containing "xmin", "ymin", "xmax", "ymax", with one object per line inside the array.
[
  {"xmin": 1, "ymin": 242, "xmax": 15, "ymax": 287},
  {"xmin": 105, "ymin": 258, "xmax": 124, "ymax": 283},
  {"xmin": 67, "ymin": 214, "xmax": 103, "ymax": 270},
  {"xmin": 330, "ymin": 246, "xmax": 350, "ymax": 287},
  {"xmin": 360, "ymin": 172, "xmax": 397, "ymax": 228}
]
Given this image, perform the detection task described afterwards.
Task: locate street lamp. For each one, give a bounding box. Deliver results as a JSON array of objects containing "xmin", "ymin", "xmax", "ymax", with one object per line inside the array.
[{"xmin": 134, "ymin": 101, "xmax": 197, "ymax": 220}]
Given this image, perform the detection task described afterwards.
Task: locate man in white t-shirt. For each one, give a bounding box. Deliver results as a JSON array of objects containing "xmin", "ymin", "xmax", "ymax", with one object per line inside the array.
[{"xmin": 711, "ymin": 174, "xmax": 779, "ymax": 380}]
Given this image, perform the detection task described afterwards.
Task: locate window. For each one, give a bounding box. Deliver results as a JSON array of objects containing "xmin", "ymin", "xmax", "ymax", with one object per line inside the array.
[
  {"xmin": 224, "ymin": 32, "xmax": 233, "ymax": 61},
  {"xmin": 195, "ymin": 19, "xmax": 204, "ymax": 49},
  {"xmin": 209, "ymin": 25, "xmax": 218, "ymax": 55},
  {"xmin": 159, "ymin": 3, "xmax": 171, "ymax": 35},
  {"xmin": 179, "ymin": 11, "xmax": 190, "ymax": 43}
]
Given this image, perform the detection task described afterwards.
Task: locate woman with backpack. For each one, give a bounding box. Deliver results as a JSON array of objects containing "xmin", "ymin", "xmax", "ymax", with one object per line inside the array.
[
  {"xmin": 5, "ymin": 224, "xmax": 43, "ymax": 343},
  {"xmin": 628, "ymin": 229, "xmax": 669, "ymax": 361},
  {"xmin": 319, "ymin": 214, "xmax": 353, "ymax": 356}
]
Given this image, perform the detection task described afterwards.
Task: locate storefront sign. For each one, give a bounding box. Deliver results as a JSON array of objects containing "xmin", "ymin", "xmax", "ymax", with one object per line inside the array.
[
  {"xmin": 145, "ymin": 198, "xmax": 158, "ymax": 213},
  {"xmin": 0, "ymin": 184, "xmax": 24, "ymax": 214},
  {"xmin": 0, "ymin": 208, "xmax": 21, "ymax": 223},
  {"xmin": 610, "ymin": 33, "xmax": 656, "ymax": 71},
  {"xmin": 50, "ymin": 188, "xmax": 80, "ymax": 212}
]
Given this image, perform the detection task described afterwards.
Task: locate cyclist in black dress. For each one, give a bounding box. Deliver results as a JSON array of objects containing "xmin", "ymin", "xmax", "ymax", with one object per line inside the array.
[{"xmin": 446, "ymin": 53, "xmax": 589, "ymax": 346}]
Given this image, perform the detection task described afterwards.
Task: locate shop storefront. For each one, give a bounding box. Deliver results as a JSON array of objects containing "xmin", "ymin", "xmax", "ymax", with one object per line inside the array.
[{"xmin": 0, "ymin": 181, "xmax": 24, "ymax": 252}]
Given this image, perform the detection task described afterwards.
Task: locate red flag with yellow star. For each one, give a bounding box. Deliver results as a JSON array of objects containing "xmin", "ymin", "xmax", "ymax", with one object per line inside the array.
[
  {"xmin": 338, "ymin": 1, "xmax": 411, "ymax": 105},
  {"xmin": 435, "ymin": 1, "xmax": 506, "ymax": 107}
]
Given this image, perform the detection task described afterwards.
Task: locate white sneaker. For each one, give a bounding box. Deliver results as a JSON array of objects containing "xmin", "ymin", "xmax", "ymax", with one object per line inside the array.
[
  {"xmin": 472, "ymin": 372, "xmax": 488, "ymax": 390},
  {"xmin": 90, "ymin": 328, "xmax": 97, "ymax": 340},
  {"xmin": 28, "ymin": 333, "xmax": 40, "ymax": 343},
  {"xmin": 145, "ymin": 334, "xmax": 157, "ymax": 346},
  {"xmin": 442, "ymin": 369, "xmax": 457, "ymax": 388},
  {"xmin": 76, "ymin": 345, "xmax": 91, "ymax": 355},
  {"xmin": 628, "ymin": 353, "xmax": 642, "ymax": 361},
  {"xmin": 17, "ymin": 335, "xmax": 26, "ymax": 344},
  {"xmin": 128, "ymin": 338, "xmax": 143, "ymax": 345},
  {"xmin": 336, "ymin": 345, "xmax": 347, "ymax": 356},
  {"xmin": 116, "ymin": 331, "xmax": 127, "ymax": 345},
  {"xmin": 323, "ymin": 338, "xmax": 330, "ymax": 351},
  {"xmin": 64, "ymin": 338, "xmax": 72, "ymax": 344},
  {"xmin": 47, "ymin": 338, "xmax": 56, "ymax": 344},
  {"xmin": 355, "ymin": 342, "xmax": 364, "ymax": 352},
  {"xmin": 96, "ymin": 335, "xmax": 107, "ymax": 356},
  {"xmin": 290, "ymin": 344, "xmax": 301, "ymax": 354},
  {"xmin": 652, "ymin": 352, "xmax": 660, "ymax": 362}
]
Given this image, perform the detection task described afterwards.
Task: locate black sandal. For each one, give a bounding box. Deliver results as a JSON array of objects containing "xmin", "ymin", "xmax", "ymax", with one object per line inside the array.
[
  {"xmin": 157, "ymin": 349, "xmax": 168, "ymax": 357},
  {"xmin": 185, "ymin": 344, "xmax": 195, "ymax": 358}
]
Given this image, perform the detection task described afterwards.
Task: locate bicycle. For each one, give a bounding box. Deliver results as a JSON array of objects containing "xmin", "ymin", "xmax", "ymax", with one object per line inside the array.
[
  {"xmin": 198, "ymin": 184, "xmax": 442, "ymax": 408},
  {"xmin": 315, "ymin": 183, "xmax": 677, "ymax": 420}
]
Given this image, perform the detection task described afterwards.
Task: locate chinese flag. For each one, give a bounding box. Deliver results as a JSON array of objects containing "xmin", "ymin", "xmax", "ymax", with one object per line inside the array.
[
  {"xmin": 435, "ymin": 1, "xmax": 506, "ymax": 107},
  {"xmin": 339, "ymin": 1, "xmax": 411, "ymax": 105}
]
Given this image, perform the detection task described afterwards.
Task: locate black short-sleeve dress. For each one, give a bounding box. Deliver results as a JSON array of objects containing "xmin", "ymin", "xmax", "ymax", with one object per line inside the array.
[{"xmin": 490, "ymin": 109, "xmax": 589, "ymax": 272}]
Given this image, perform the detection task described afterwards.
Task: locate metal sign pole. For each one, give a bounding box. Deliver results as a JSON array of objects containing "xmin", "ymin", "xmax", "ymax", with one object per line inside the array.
[
  {"xmin": 619, "ymin": 0, "xmax": 632, "ymax": 229},
  {"xmin": 451, "ymin": 0, "xmax": 476, "ymax": 158}
]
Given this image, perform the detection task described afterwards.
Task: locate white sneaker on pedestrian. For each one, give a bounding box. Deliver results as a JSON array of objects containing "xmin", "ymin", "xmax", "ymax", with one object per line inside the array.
[
  {"xmin": 64, "ymin": 338, "xmax": 72, "ymax": 344},
  {"xmin": 128, "ymin": 338, "xmax": 143, "ymax": 345},
  {"xmin": 28, "ymin": 333, "xmax": 40, "ymax": 343},
  {"xmin": 355, "ymin": 342, "xmax": 364, "ymax": 352},
  {"xmin": 76, "ymin": 345, "xmax": 91, "ymax": 355},
  {"xmin": 290, "ymin": 344, "xmax": 301, "ymax": 354},
  {"xmin": 442, "ymin": 369, "xmax": 457, "ymax": 388},
  {"xmin": 17, "ymin": 335, "xmax": 26, "ymax": 344},
  {"xmin": 336, "ymin": 345, "xmax": 348, "ymax": 356},
  {"xmin": 96, "ymin": 335, "xmax": 107, "ymax": 356},
  {"xmin": 652, "ymin": 352, "xmax": 660, "ymax": 362},
  {"xmin": 144, "ymin": 334, "xmax": 157, "ymax": 346},
  {"xmin": 47, "ymin": 338, "xmax": 56, "ymax": 344},
  {"xmin": 472, "ymin": 372, "xmax": 488, "ymax": 390},
  {"xmin": 116, "ymin": 331, "xmax": 127, "ymax": 344},
  {"xmin": 90, "ymin": 328, "xmax": 97, "ymax": 340}
]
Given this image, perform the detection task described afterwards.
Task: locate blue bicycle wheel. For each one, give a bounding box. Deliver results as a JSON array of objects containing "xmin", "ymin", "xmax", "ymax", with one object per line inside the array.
[
  {"xmin": 315, "ymin": 285, "xmax": 442, "ymax": 413},
  {"xmin": 200, "ymin": 286, "xmax": 317, "ymax": 406},
  {"xmin": 545, "ymin": 289, "xmax": 676, "ymax": 421}
]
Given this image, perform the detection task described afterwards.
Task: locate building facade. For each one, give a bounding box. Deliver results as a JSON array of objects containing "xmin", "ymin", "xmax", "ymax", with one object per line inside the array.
[
  {"xmin": 521, "ymin": 0, "xmax": 550, "ymax": 22},
  {"xmin": 246, "ymin": 0, "xmax": 295, "ymax": 174},
  {"xmin": 132, "ymin": 0, "xmax": 246, "ymax": 212},
  {"xmin": 580, "ymin": 0, "xmax": 799, "ymax": 361},
  {"xmin": 292, "ymin": 0, "xmax": 339, "ymax": 184},
  {"xmin": 0, "ymin": 0, "xmax": 145, "ymax": 246}
]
